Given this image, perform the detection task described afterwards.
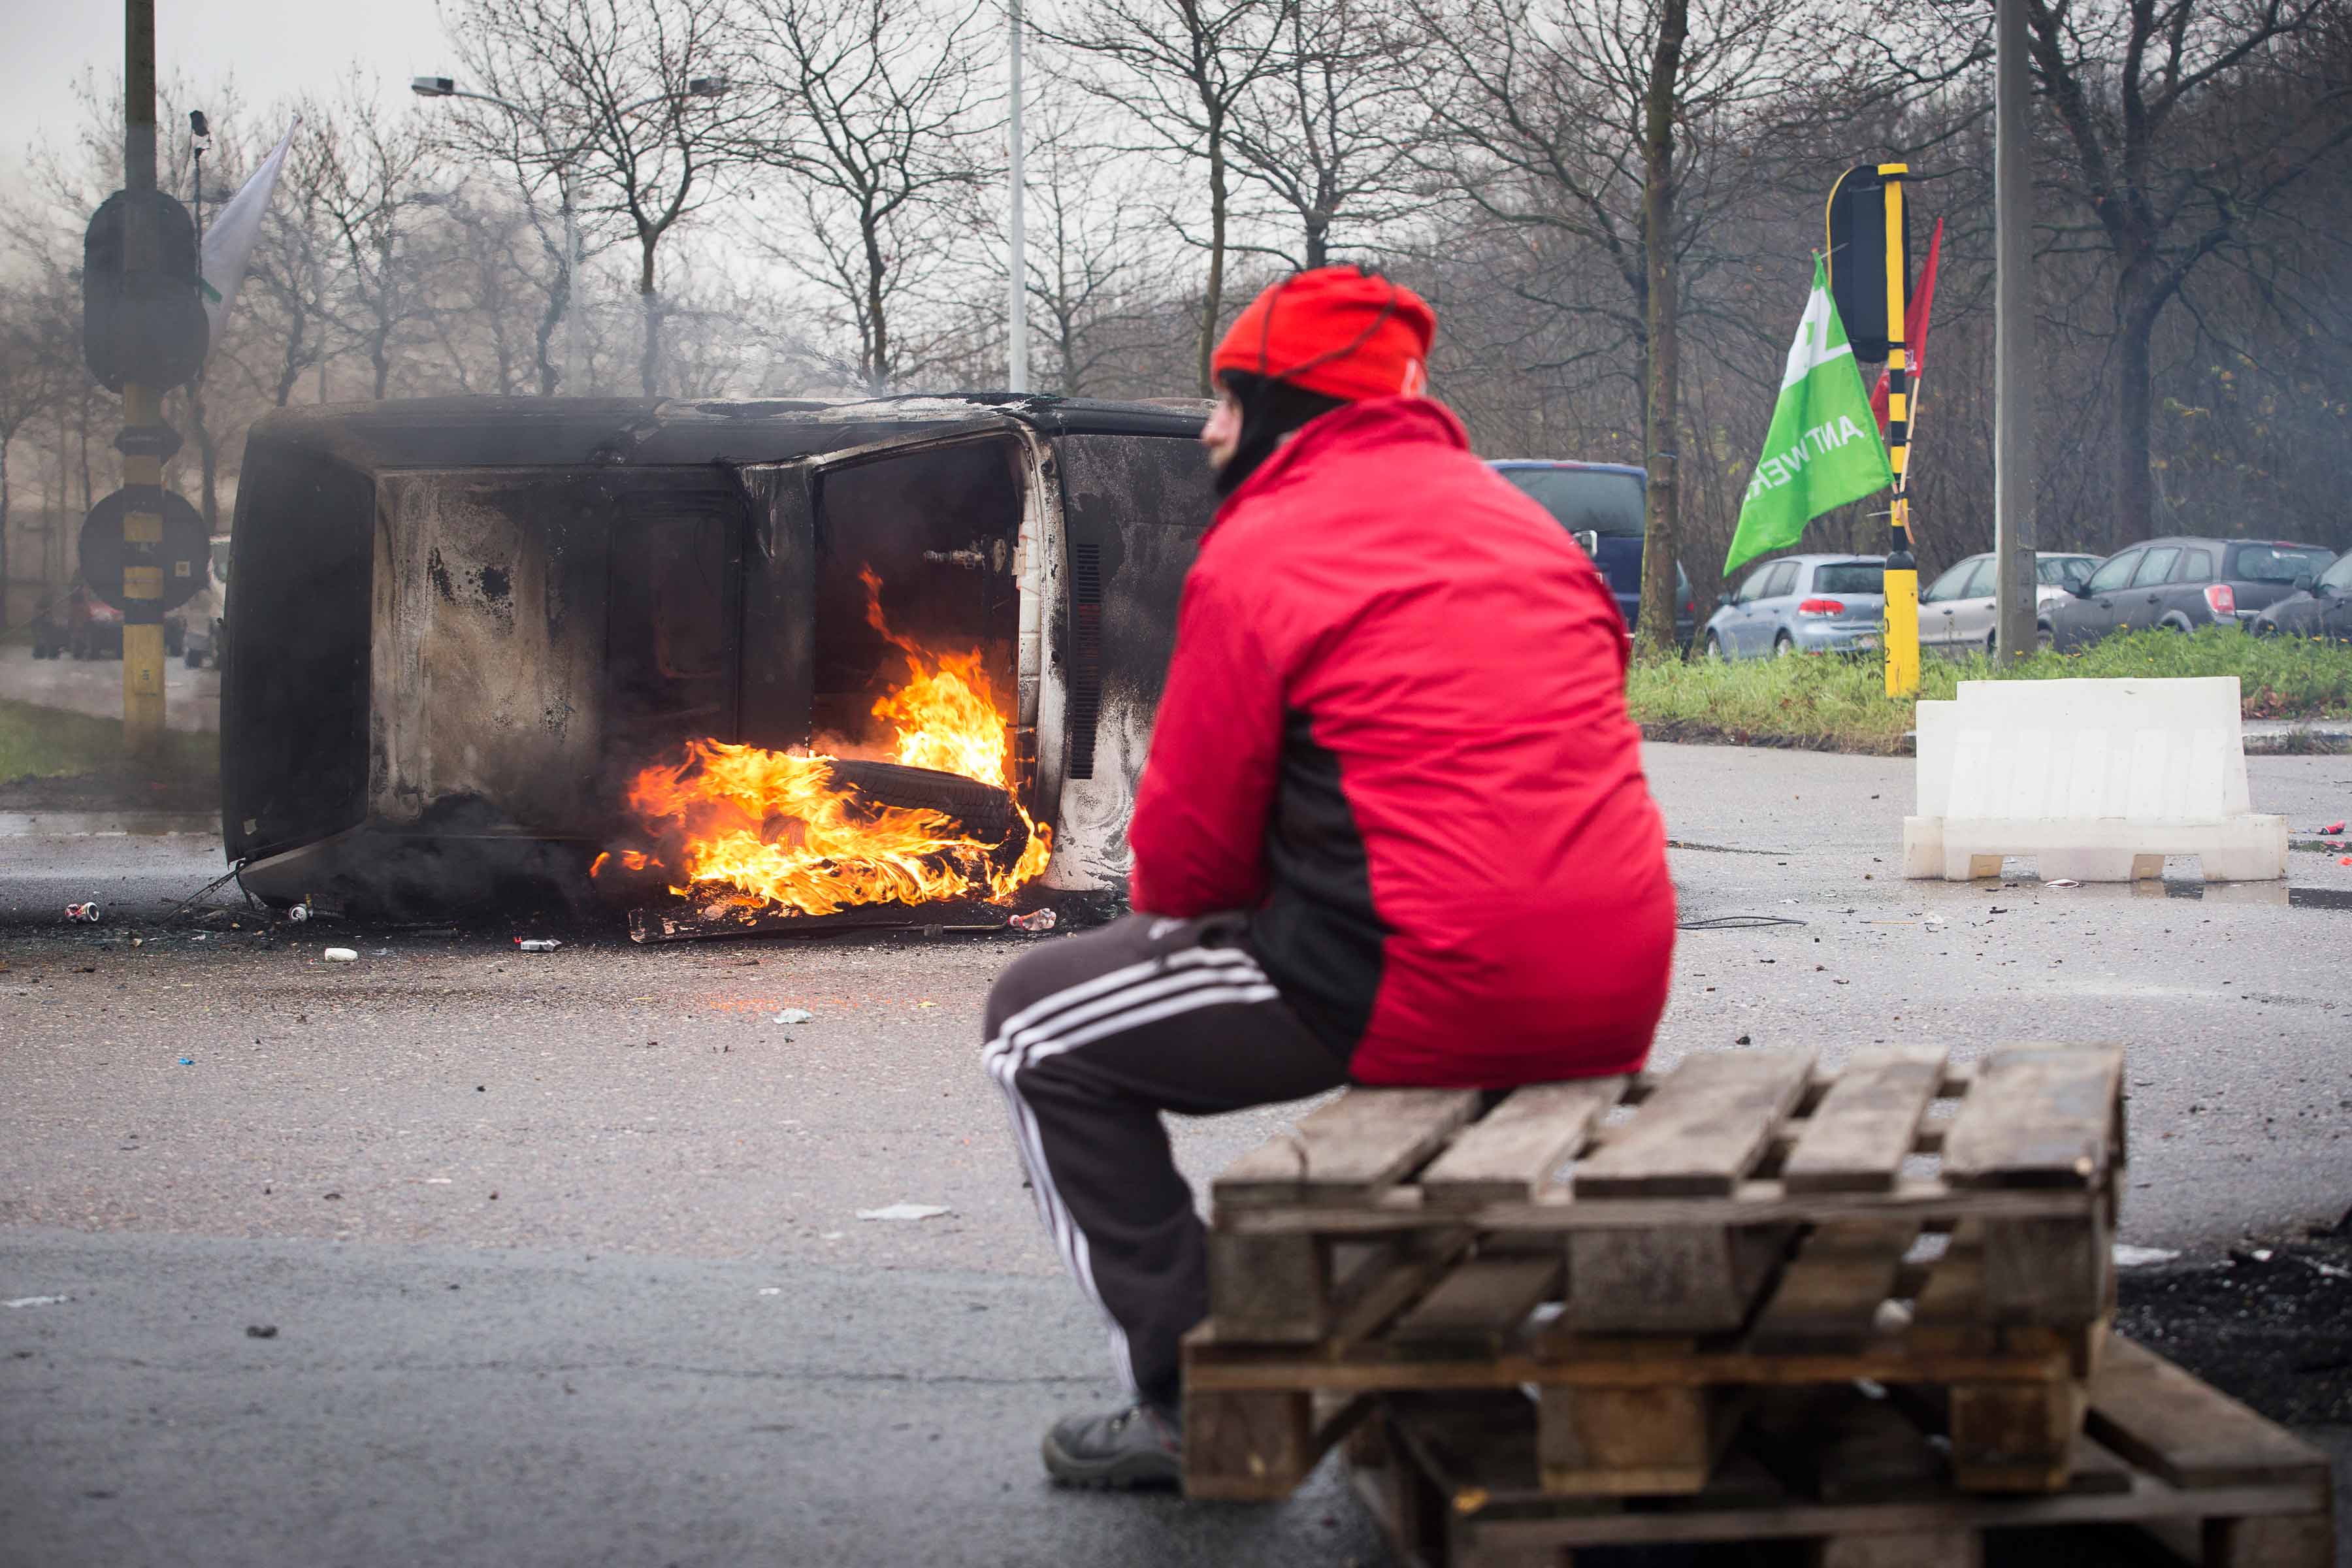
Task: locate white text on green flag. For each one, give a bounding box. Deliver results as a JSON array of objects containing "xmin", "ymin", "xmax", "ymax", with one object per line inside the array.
[{"xmin": 1723, "ymin": 255, "xmax": 1893, "ymax": 574}]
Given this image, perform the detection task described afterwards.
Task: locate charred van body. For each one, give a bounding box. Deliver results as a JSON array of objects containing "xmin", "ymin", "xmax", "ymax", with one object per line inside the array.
[{"xmin": 220, "ymin": 394, "xmax": 1213, "ymax": 918}]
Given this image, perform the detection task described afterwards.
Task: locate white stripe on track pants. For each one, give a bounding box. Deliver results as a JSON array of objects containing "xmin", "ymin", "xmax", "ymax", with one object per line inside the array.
[{"xmin": 981, "ymin": 911, "xmax": 1348, "ymax": 1408}]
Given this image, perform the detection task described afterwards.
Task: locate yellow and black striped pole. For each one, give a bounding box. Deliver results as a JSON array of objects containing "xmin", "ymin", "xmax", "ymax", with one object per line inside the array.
[{"xmin": 1878, "ymin": 163, "xmax": 1918, "ymax": 698}]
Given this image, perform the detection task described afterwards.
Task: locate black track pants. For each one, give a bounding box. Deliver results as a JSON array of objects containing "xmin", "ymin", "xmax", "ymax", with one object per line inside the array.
[{"xmin": 981, "ymin": 913, "xmax": 1348, "ymax": 1409}]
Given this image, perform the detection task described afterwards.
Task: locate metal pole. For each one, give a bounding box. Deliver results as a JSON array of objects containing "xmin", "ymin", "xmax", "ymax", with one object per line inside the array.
[
  {"xmin": 1006, "ymin": 0, "xmax": 1028, "ymax": 394},
  {"xmin": 1993, "ymin": 0, "xmax": 2038, "ymax": 663},
  {"xmin": 561, "ymin": 169, "xmax": 585, "ymax": 394},
  {"xmin": 1878, "ymin": 162, "xmax": 1918, "ymax": 698},
  {"xmin": 120, "ymin": 0, "xmax": 168, "ymax": 755}
]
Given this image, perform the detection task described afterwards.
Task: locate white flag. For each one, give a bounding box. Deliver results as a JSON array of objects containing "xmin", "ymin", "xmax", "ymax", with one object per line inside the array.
[{"xmin": 199, "ymin": 117, "xmax": 301, "ymax": 338}]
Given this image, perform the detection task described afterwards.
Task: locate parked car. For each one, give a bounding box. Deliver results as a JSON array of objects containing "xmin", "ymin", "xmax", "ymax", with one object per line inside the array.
[
  {"xmin": 1488, "ymin": 459, "xmax": 1697, "ymax": 650},
  {"xmin": 29, "ymin": 581, "xmax": 124, "ymax": 660},
  {"xmin": 2248, "ymin": 548, "xmax": 2352, "ymax": 644},
  {"xmin": 2044, "ymin": 536, "xmax": 2337, "ymax": 651},
  {"xmin": 1700, "ymin": 554, "xmax": 1886, "ymax": 659},
  {"xmin": 1918, "ymin": 551, "xmax": 2099, "ymax": 656}
]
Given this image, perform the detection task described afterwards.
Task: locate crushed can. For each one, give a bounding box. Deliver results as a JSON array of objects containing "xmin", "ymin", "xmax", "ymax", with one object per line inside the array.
[
  {"xmin": 1007, "ymin": 909, "xmax": 1058, "ymax": 933},
  {"xmin": 63, "ymin": 902, "xmax": 101, "ymax": 923},
  {"xmin": 515, "ymin": 938, "xmax": 562, "ymax": 953}
]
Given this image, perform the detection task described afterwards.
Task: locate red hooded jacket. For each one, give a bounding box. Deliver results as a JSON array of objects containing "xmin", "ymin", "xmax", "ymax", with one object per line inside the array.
[{"xmin": 1126, "ymin": 396, "xmax": 1674, "ymax": 1086}]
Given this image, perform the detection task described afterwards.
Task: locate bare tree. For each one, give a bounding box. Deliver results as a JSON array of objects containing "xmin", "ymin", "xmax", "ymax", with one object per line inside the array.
[
  {"xmin": 736, "ymin": 0, "xmax": 995, "ymax": 388},
  {"xmin": 1041, "ymin": 0, "xmax": 1284, "ymax": 393},
  {"xmin": 1222, "ymin": 0, "xmax": 1424, "ymax": 269},
  {"xmin": 449, "ymin": 0, "xmax": 761, "ymax": 395},
  {"xmin": 1015, "ymin": 98, "xmax": 1177, "ymax": 395},
  {"xmin": 2016, "ymin": 0, "xmax": 2352, "ymax": 546},
  {"xmin": 0, "ymin": 288, "xmax": 67, "ymax": 629}
]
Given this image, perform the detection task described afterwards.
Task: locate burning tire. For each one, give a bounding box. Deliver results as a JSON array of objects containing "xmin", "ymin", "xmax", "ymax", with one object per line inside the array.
[{"xmin": 817, "ymin": 759, "xmax": 1021, "ymax": 842}]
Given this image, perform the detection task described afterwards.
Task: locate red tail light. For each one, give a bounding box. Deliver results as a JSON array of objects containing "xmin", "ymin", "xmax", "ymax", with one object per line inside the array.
[
  {"xmin": 2204, "ymin": 583, "xmax": 2236, "ymax": 617},
  {"xmin": 1797, "ymin": 598, "xmax": 1846, "ymax": 617}
]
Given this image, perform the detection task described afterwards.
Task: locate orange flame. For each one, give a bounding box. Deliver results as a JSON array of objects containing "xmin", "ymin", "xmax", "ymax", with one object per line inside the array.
[{"xmin": 606, "ymin": 570, "xmax": 1049, "ymax": 917}]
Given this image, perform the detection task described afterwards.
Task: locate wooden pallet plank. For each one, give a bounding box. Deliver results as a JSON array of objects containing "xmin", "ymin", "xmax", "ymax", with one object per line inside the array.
[
  {"xmin": 1181, "ymin": 1388, "xmax": 1369, "ymax": 1501},
  {"xmin": 1215, "ymin": 1088, "xmax": 1480, "ymax": 1209},
  {"xmin": 1749, "ymin": 1220, "xmax": 1921, "ymax": 1352},
  {"xmin": 1185, "ymin": 1337, "xmax": 2070, "ymax": 1393},
  {"xmin": 1940, "ymin": 1044, "xmax": 2124, "ymax": 1189},
  {"xmin": 1566, "ymin": 1222, "xmax": 1795, "ymax": 1333},
  {"xmin": 1417, "ymin": 1079, "xmax": 1628, "ymax": 1207},
  {"xmin": 1390, "ymin": 1256, "xmax": 1563, "ymax": 1351},
  {"xmin": 1782, "ymin": 1046, "xmax": 1950, "ymax": 1194},
  {"xmin": 1537, "ymin": 1382, "xmax": 1744, "ymax": 1495},
  {"xmin": 1947, "ymin": 1377, "xmax": 2085, "ymax": 1491},
  {"xmin": 1206, "ymin": 1231, "xmax": 1330, "ymax": 1342},
  {"xmin": 1575, "ymin": 1049, "xmax": 1817, "ymax": 1198},
  {"xmin": 2086, "ymin": 1337, "xmax": 2332, "ymax": 1490}
]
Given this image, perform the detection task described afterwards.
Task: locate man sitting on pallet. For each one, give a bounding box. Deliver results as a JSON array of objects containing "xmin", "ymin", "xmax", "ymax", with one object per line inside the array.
[{"xmin": 982, "ymin": 265, "xmax": 1676, "ymax": 1489}]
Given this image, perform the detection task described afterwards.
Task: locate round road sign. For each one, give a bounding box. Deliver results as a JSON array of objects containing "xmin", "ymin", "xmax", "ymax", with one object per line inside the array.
[{"xmin": 77, "ymin": 486, "xmax": 210, "ymax": 615}]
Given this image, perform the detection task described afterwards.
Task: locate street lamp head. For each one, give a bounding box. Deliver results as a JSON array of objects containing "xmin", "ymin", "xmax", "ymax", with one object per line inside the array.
[
  {"xmin": 189, "ymin": 109, "xmax": 209, "ymax": 139},
  {"xmin": 687, "ymin": 76, "xmax": 729, "ymax": 98},
  {"xmin": 410, "ymin": 76, "xmax": 457, "ymax": 98}
]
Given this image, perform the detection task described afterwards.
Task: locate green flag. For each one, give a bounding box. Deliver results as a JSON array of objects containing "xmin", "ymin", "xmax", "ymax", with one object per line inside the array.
[{"xmin": 1723, "ymin": 256, "xmax": 1894, "ymax": 574}]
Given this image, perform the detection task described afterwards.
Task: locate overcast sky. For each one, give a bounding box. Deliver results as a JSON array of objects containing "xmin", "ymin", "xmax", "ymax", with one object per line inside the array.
[{"xmin": 5, "ymin": 0, "xmax": 451, "ymax": 190}]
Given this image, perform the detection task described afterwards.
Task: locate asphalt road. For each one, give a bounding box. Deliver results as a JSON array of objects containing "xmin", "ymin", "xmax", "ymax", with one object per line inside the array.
[
  {"xmin": 3, "ymin": 741, "xmax": 2349, "ymax": 1567},
  {"xmin": 0, "ymin": 643, "xmax": 221, "ymax": 734}
]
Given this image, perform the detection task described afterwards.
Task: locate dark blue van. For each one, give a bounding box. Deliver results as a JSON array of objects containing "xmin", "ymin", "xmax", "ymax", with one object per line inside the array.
[{"xmin": 1489, "ymin": 459, "xmax": 1695, "ymax": 650}]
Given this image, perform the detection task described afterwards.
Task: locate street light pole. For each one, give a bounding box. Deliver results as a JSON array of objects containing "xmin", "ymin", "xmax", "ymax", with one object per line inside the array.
[
  {"xmin": 1993, "ymin": 0, "xmax": 2038, "ymax": 662},
  {"xmin": 560, "ymin": 167, "xmax": 585, "ymax": 394},
  {"xmin": 1007, "ymin": 0, "xmax": 1028, "ymax": 395},
  {"xmin": 120, "ymin": 0, "xmax": 168, "ymax": 755}
]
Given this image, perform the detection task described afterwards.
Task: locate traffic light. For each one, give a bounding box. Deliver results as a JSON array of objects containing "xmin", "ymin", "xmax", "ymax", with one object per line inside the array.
[
  {"xmin": 82, "ymin": 188, "xmax": 210, "ymax": 393},
  {"xmin": 1824, "ymin": 167, "xmax": 1912, "ymax": 365}
]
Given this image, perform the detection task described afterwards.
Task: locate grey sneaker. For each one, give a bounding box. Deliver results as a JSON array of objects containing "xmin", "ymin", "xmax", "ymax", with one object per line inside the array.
[{"xmin": 1040, "ymin": 1402, "xmax": 1183, "ymax": 1489}]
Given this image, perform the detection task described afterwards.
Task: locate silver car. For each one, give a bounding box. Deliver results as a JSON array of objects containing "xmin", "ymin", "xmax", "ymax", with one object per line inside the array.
[
  {"xmin": 1919, "ymin": 550, "xmax": 2099, "ymax": 656},
  {"xmin": 1701, "ymin": 554, "xmax": 1886, "ymax": 660}
]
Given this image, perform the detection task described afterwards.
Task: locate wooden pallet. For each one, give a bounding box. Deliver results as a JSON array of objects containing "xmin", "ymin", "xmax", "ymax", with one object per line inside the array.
[
  {"xmin": 1186, "ymin": 1043, "xmax": 2126, "ymax": 1502},
  {"xmin": 1347, "ymin": 1338, "xmax": 2333, "ymax": 1568}
]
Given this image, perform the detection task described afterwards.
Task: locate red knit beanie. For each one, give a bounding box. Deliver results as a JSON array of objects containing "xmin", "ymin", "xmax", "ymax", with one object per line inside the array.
[{"xmin": 1211, "ymin": 266, "xmax": 1436, "ymax": 403}]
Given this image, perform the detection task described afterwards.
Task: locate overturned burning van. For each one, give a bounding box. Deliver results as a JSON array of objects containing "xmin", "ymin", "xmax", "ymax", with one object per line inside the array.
[{"xmin": 220, "ymin": 393, "xmax": 1214, "ymax": 928}]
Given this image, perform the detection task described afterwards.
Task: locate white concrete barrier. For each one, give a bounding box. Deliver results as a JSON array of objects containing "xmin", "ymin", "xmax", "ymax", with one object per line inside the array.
[{"xmin": 1903, "ymin": 676, "xmax": 2287, "ymax": 882}]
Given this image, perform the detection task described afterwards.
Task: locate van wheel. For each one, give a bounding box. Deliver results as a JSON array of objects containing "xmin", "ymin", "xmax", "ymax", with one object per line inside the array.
[
  {"xmin": 2036, "ymin": 623, "xmax": 2055, "ymax": 651},
  {"xmin": 1774, "ymin": 633, "xmax": 1795, "ymax": 658},
  {"xmin": 1702, "ymin": 632, "xmax": 1725, "ymax": 662}
]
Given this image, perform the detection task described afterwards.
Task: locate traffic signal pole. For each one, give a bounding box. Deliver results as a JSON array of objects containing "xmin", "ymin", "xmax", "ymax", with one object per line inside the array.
[
  {"xmin": 1878, "ymin": 163, "xmax": 1918, "ymax": 698},
  {"xmin": 120, "ymin": 0, "xmax": 167, "ymax": 755}
]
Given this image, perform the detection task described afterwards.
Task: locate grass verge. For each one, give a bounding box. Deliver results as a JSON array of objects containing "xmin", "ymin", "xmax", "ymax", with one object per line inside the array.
[
  {"xmin": 0, "ymin": 698, "xmax": 219, "ymax": 785},
  {"xmin": 1628, "ymin": 628, "xmax": 2352, "ymax": 755}
]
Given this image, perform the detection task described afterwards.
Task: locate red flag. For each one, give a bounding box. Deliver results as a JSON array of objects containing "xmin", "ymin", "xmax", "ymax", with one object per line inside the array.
[{"xmin": 1870, "ymin": 216, "xmax": 1943, "ymax": 437}]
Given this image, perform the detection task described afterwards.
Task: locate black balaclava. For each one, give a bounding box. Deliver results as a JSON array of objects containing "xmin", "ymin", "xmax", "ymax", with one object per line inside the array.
[{"xmin": 1213, "ymin": 370, "xmax": 1348, "ymax": 499}]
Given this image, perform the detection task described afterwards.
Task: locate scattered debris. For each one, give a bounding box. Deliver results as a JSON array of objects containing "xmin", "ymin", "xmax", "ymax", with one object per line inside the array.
[
  {"xmin": 1008, "ymin": 908, "xmax": 1058, "ymax": 932},
  {"xmin": 758, "ymin": 1287, "xmax": 783, "ymax": 1297},
  {"xmin": 857, "ymin": 1203, "xmax": 951, "ymax": 1222},
  {"xmin": 2113, "ymin": 1244, "xmax": 2182, "ymax": 1268},
  {"xmin": 62, "ymin": 902, "xmax": 101, "ymax": 923},
  {"xmin": 3, "ymin": 1295, "xmax": 71, "ymax": 1309},
  {"xmin": 322, "ymin": 947, "xmax": 358, "ymax": 963},
  {"xmin": 177, "ymin": 1057, "xmax": 193, "ymax": 1066},
  {"xmin": 246, "ymin": 1324, "xmax": 278, "ymax": 1339},
  {"xmin": 2321, "ymin": 821, "xmax": 2345, "ymax": 836},
  {"xmin": 515, "ymin": 938, "xmax": 561, "ymax": 953},
  {"xmin": 773, "ymin": 1007, "xmax": 814, "ymax": 1025},
  {"xmin": 2046, "ymin": 877, "xmax": 2083, "ymax": 888}
]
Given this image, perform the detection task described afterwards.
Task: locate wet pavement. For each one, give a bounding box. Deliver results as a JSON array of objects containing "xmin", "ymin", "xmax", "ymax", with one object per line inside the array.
[
  {"xmin": 2, "ymin": 740, "xmax": 2348, "ymax": 1566},
  {"xmin": 0, "ymin": 643, "xmax": 220, "ymax": 733}
]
